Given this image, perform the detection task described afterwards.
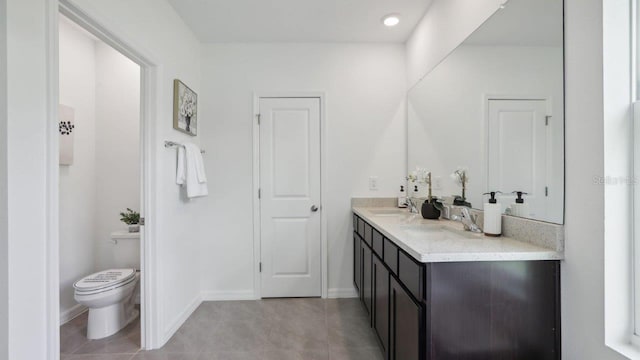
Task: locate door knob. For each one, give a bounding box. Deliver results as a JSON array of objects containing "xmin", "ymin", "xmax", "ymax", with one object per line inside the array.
[{"xmin": 311, "ymin": 205, "xmax": 319, "ymax": 212}]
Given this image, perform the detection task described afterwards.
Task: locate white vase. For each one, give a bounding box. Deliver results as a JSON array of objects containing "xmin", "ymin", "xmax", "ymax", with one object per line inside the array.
[{"xmin": 128, "ymin": 224, "xmax": 140, "ymax": 233}]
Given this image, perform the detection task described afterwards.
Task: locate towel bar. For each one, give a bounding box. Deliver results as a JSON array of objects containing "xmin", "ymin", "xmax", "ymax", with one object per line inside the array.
[{"xmin": 164, "ymin": 140, "xmax": 205, "ymax": 154}]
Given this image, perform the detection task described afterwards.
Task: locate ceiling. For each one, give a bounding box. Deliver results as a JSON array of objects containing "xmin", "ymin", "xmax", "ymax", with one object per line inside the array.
[
  {"xmin": 465, "ymin": 0, "xmax": 563, "ymax": 47},
  {"xmin": 167, "ymin": 0, "xmax": 433, "ymax": 43}
]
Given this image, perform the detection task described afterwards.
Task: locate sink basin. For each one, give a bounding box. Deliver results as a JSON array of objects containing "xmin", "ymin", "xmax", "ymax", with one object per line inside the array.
[
  {"xmin": 398, "ymin": 224, "xmax": 478, "ymax": 241},
  {"xmin": 368, "ymin": 209, "xmax": 406, "ymax": 216}
]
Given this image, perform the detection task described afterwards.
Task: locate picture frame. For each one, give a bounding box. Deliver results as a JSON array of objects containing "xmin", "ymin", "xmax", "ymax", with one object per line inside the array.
[{"xmin": 173, "ymin": 79, "xmax": 198, "ymax": 136}]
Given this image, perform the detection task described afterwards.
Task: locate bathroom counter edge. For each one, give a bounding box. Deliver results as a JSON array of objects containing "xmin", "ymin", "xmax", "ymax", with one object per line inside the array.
[{"xmin": 352, "ymin": 206, "xmax": 564, "ymax": 263}]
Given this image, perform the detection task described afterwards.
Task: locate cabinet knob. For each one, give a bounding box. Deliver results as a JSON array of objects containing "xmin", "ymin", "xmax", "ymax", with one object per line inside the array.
[{"xmin": 311, "ymin": 205, "xmax": 319, "ymax": 212}]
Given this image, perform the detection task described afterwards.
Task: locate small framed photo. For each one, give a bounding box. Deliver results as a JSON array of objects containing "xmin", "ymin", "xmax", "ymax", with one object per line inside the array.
[{"xmin": 173, "ymin": 79, "xmax": 198, "ymax": 136}]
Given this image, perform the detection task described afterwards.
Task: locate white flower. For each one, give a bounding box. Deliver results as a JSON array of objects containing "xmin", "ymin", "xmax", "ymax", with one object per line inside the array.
[
  {"xmin": 180, "ymin": 92, "xmax": 196, "ymax": 118},
  {"xmin": 451, "ymin": 166, "xmax": 469, "ymax": 186},
  {"xmin": 407, "ymin": 167, "xmax": 431, "ymax": 184}
]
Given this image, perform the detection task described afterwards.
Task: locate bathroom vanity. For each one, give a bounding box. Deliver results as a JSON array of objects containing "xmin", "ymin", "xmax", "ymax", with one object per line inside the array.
[{"xmin": 352, "ymin": 206, "xmax": 562, "ymax": 360}]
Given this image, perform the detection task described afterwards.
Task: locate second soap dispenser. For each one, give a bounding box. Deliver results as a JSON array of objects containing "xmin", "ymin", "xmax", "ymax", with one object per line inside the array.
[
  {"xmin": 483, "ymin": 191, "xmax": 502, "ymax": 237},
  {"xmin": 509, "ymin": 191, "xmax": 529, "ymax": 218}
]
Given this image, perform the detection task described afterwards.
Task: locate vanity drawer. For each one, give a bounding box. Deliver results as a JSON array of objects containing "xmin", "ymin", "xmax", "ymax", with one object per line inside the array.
[
  {"xmin": 353, "ymin": 214, "xmax": 358, "ymax": 233},
  {"xmin": 363, "ymin": 222, "xmax": 373, "ymax": 246},
  {"xmin": 384, "ymin": 238, "xmax": 398, "ymax": 275},
  {"xmin": 372, "ymin": 229, "xmax": 384, "ymax": 257},
  {"xmin": 398, "ymin": 250, "xmax": 425, "ymax": 301},
  {"xmin": 357, "ymin": 217, "xmax": 365, "ymax": 238}
]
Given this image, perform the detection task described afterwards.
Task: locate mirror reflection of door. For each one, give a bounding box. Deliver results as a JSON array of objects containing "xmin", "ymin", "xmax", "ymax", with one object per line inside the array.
[{"xmin": 487, "ymin": 99, "xmax": 549, "ymax": 220}]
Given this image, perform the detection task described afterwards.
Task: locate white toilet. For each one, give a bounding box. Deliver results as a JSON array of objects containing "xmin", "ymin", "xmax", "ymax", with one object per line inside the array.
[
  {"xmin": 74, "ymin": 268, "xmax": 139, "ymax": 339},
  {"xmin": 73, "ymin": 230, "xmax": 140, "ymax": 339}
]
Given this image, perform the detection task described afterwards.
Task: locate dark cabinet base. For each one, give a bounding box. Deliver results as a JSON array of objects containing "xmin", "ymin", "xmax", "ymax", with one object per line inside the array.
[
  {"xmin": 427, "ymin": 261, "xmax": 560, "ymax": 360},
  {"xmin": 373, "ymin": 255, "xmax": 389, "ymax": 357},
  {"xmin": 352, "ymin": 214, "xmax": 560, "ymax": 360},
  {"xmin": 390, "ymin": 275, "xmax": 423, "ymax": 360}
]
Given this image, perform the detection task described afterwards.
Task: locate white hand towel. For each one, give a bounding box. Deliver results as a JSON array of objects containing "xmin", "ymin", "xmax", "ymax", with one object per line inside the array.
[
  {"xmin": 184, "ymin": 143, "xmax": 207, "ymax": 184},
  {"xmin": 175, "ymin": 143, "xmax": 208, "ymax": 198}
]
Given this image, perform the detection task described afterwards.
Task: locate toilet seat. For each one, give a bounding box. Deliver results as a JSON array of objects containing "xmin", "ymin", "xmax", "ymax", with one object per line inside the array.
[{"xmin": 74, "ymin": 269, "xmax": 136, "ymax": 295}]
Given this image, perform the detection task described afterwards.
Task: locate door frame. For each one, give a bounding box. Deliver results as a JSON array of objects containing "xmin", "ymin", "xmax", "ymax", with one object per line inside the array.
[
  {"xmin": 252, "ymin": 92, "xmax": 328, "ymax": 299},
  {"xmin": 483, "ymin": 94, "xmax": 552, "ymax": 212},
  {"xmin": 46, "ymin": 0, "xmax": 163, "ymax": 356}
]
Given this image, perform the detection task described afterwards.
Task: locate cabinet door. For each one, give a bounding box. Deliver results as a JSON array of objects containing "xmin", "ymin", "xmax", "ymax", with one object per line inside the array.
[
  {"xmin": 362, "ymin": 240, "xmax": 372, "ymax": 316},
  {"xmin": 373, "ymin": 255, "xmax": 389, "ymax": 357},
  {"xmin": 354, "ymin": 234, "xmax": 361, "ymax": 294},
  {"xmin": 389, "ymin": 276, "xmax": 422, "ymax": 360}
]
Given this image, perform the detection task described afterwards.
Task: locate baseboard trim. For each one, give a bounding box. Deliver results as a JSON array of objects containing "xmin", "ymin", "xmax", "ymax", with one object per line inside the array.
[
  {"xmin": 162, "ymin": 294, "xmax": 202, "ymax": 345},
  {"xmin": 328, "ymin": 287, "xmax": 358, "ymax": 298},
  {"xmin": 60, "ymin": 304, "xmax": 88, "ymax": 325},
  {"xmin": 202, "ymin": 290, "xmax": 256, "ymax": 301}
]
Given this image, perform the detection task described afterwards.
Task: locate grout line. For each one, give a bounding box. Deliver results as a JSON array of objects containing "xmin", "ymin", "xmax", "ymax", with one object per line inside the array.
[{"xmin": 325, "ymin": 299, "xmax": 332, "ymax": 360}]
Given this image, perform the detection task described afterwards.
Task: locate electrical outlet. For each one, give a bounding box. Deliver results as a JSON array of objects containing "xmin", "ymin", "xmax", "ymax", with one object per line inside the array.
[
  {"xmin": 433, "ymin": 176, "xmax": 443, "ymax": 190},
  {"xmin": 369, "ymin": 176, "xmax": 379, "ymax": 191}
]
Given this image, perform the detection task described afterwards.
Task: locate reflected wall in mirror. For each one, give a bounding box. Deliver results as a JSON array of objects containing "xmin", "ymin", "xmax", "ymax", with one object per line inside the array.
[{"xmin": 407, "ymin": 0, "xmax": 564, "ymax": 224}]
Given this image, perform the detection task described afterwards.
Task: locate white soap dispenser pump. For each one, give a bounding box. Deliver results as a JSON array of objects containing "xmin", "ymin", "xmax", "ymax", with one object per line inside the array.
[
  {"xmin": 510, "ymin": 191, "xmax": 529, "ymax": 218},
  {"xmin": 398, "ymin": 185, "xmax": 407, "ymax": 208},
  {"xmin": 483, "ymin": 191, "xmax": 502, "ymax": 237}
]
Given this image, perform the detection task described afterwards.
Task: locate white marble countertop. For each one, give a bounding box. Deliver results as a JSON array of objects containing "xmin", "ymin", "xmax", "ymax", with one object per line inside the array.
[{"xmin": 353, "ymin": 206, "xmax": 564, "ymax": 263}]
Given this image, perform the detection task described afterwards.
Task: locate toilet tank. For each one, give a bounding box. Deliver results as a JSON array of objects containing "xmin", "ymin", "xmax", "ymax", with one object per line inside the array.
[{"xmin": 109, "ymin": 231, "xmax": 141, "ymax": 270}]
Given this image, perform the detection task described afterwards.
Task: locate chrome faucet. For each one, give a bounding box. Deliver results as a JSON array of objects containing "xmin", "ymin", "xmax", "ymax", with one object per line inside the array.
[
  {"xmin": 407, "ymin": 197, "xmax": 420, "ymax": 214},
  {"xmin": 451, "ymin": 207, "xmax": 482, "ymax": 233}
]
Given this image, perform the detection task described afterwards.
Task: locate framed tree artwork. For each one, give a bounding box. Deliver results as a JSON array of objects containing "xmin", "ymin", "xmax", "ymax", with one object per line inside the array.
[{"xmin": 173, "ymin": 79, "xmax": 198, "ymax": 136}]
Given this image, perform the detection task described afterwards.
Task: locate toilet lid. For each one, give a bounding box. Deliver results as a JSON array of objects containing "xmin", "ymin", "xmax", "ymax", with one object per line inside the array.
[{"xmin": 74, "ymin": 269, "xmax": 136, "ymax": 292}]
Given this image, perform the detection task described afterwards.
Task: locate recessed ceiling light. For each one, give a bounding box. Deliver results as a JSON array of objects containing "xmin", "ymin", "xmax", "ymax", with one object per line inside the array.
[{"xmin": 382, "ymin": 14, "xmax": 400, "ymax": 27}]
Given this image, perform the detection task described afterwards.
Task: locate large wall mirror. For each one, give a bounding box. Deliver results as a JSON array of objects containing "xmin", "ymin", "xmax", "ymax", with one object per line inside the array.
[{"xmin": 407, "ymin": 0, "xmax": 564, "ymax": 224}]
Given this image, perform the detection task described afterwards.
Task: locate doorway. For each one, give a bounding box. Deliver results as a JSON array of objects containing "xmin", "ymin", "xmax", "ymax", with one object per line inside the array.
[
  {"xmin": 49, "ymin": 1, "xmax": 162, "ymax": 354},
  {"xmin": 255, "ymin": 96, "xmax": 325, "ymax": 298},
  {"xmin": 58, "ymin": 12, "xmax": 143, "ymax": 355}
]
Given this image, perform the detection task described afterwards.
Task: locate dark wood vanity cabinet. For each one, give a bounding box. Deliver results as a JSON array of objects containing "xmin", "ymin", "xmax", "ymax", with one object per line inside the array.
[
  {"xmin": 426, "ymin": 261, "xmax": 560, "ymax": 360},
  {"xmin": 353, "ymin": 234, "xmax": 361, "ymax": 295},
  {"xmin": 362, "ymin": 242, "xmax": 372, "ymax": 315},
  {"xmin": 390, "ymin": 275, "xmax": 423, "ymax": 360},
  {"xmin": 372, "ymin": 254, "xmax": 389, "ymax": 357},
  {"xmin": 352, "ymin": 213, "xmax": 560, "ymax": 360}
]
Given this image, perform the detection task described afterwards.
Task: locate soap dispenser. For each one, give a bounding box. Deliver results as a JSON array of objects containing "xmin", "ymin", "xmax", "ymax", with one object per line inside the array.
[
  {"xmin": 483, "ymin": 191, "xmax": 502, "ymax": 236},
  {"xmin": 510, "ymin": 191, "xmax": 529, "ymax": 218},
  {"xmin": 398, "ymin": 185, "xmax": 407, "ymax": 208}
]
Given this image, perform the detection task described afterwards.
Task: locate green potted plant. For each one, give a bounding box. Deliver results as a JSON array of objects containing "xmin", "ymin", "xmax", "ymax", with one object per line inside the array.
[{"xmin": 119, "ymin": 208, "xmax": 140, "ymax": 233}]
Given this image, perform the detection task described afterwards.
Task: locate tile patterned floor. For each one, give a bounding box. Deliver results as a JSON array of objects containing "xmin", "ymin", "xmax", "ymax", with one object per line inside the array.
[{"xmin": 60, "ymin": 298, "xmax": 383, "ymax": 360}]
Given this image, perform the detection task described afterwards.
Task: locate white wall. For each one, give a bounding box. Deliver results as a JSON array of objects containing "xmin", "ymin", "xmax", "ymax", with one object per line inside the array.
[
  {"xmin": 407, "ymin": 45, "xmax": 564, "ymax": 223},
  {"xmin": 68, "ymin": 0, "xmax": 205, "ymax": 346},
  {"xmin": 563, "ymin": 0, "xmax": 628, "ymax": 358},
  {"xmin": 58, "ymin": 16, "xmax": 98, "ymax": 319},
  {"xmin": 0, "ymin": 0, "xmax": 8, "ymax": 357},
  {"xmin": 199, "ymin": 43, "xmax": 407, "ymax": 298},
  {"xmin": 602, "ymin": 0, "xmax": 637, "ymax": 358},
  {"xmin": 405, "ymin": 0, "xmax": 504, "ymax": 88},
  {"xmin": 6, "ymin": 0, "xmax": 50, "ymax": 357},
  {"xmin": 94, "ymin": 41, "xmax": 140, "ymax": 271}
]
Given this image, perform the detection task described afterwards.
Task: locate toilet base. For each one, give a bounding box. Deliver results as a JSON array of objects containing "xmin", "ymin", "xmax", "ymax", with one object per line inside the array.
[{"xmin": 86, "ymin": 296, "xmax": 138, "ymax": 339}]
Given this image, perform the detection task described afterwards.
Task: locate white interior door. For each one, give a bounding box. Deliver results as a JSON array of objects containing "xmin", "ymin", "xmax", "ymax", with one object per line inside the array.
[
  {"xmin": 487, "ymin": 99, "xmax": 549, "ymax": 219},
  {"xmin": 259, "ymin": 97, "xmax": 321, "ymax": 298}
]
